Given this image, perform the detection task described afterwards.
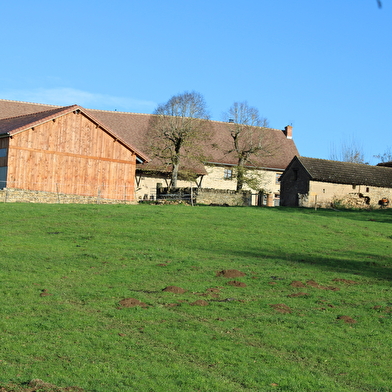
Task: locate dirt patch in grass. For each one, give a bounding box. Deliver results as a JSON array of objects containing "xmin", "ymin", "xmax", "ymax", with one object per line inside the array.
[
  {"xmin": 216, "ymin": 269, "xmax": 245, "ymax": 278},
  {"xmin": 306, "ymin": 280, "xmax": 340, "ymax": 291},
  {"xmin": 190, "ymin": 300, "xmax": 209, "ymax": 306},
  {"xmin": 206, "ymin": 288, "xmax": 221, "ymax": 293},
  {"xmin": 118, "ymin": 298, "xmax": 148, "ymax": 308},
  {"xmin": 290, "ymin": 281, "xmax": 307, "ymax": 288},
  {"xmin": 162, "ymin": 286, "xmax": 186, "ymax": 294},
  {"xmin": 270, "ymin": 304, "xmax": 292, "ymax": 313},
  {"xmin": 291, "ymin": 279, "xmax": 344, "ymax": 290},
  {"xmin": 39, "ymin": 289, "xmax": 53, "ymax": 297},
  {"xmin": 200, "ymin": 288, "xmax": 221, "ymax": 298},
  {"xmin": 337, "ymin": 315, "xmax": 357, "ymax": 324},
  {"xmin": 227, "ymin": 280, "xmax": 247, "ymax": 287},
  {"xmin": 332, "ymin": 278, "xmax": 358, "ymax": 284},
  {"xmin": 164, "ymin": 303, "xmax": 180, "ymax": 307}
]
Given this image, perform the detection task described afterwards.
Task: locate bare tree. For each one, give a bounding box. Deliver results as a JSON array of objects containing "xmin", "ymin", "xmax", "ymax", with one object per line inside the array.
[
  {"xmin": 329, "ymin": 136, "xmax": 368, "ymax": 164},
  {"xmin": 146, "ymin": 91, "xmax": 211, "ymax": 188},
  {"xmin": 223, "ymin": 102, "xmax": 270, "ymax": 191},
  {"xmin": 374, "ymin": 147, "xmax": 392, "ymax": 163}
]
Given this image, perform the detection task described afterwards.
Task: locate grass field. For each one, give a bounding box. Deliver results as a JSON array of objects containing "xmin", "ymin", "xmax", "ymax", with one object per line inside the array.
[{"xmin": 0, "ymin": 203, "xmax": 391, "ymax": 391}]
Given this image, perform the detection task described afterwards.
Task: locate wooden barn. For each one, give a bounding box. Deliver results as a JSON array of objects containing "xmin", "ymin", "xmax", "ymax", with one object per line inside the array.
[{"xmin": 0, "ymin": 105, "xmax": 148, "ymax": 202}]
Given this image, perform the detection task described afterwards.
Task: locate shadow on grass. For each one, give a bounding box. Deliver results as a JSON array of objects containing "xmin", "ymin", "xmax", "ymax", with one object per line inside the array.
[
  {"xmin": 218, "ymin": 247, "xmax": 392, "ymax": 281},
  {"xmin": 273, "ymin": 206, "xmax": 392, "ymax": 224}
]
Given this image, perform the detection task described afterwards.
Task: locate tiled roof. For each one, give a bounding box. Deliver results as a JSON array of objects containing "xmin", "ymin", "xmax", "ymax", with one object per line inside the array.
[
  {"xmin": 0, "ymin": 99, "xmax": 59, "ymax": 119},
  {"xmin": 0, "ymin": 99, "xmax": 299, "ymax": 172},
  {"xmin": 0, "ymin": 105, "xmax": 78, "ymax": 135},
  {"xmin": 88, "ymin": 111, "xmax": 298, "ymax": 172},
  {"xmin": 297, "ymin": 156, "xmax": 392, "ymax": 188}
]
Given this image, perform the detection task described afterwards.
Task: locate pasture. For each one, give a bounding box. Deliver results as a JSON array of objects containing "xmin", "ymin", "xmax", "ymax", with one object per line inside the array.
[{"xmin": 0, "ymin": 203, "xmax": 391, "ymax": 391}]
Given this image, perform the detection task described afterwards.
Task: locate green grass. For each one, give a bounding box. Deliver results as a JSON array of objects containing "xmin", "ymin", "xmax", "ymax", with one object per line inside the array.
[{"xmin": 0, "ymin": 203, "xmax": 391, "ymax": 391}]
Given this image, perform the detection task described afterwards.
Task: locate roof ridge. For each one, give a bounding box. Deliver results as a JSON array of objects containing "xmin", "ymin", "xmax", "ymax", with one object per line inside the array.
[
  {"xmin": 88, "ymin": 108, "xmax": 286, "ymax": 130},
  {"xmin": 0, "ymin": 104, "xmax": 77, "ymax": 122},
  {"xmin": 0, "ymin": 100, "xmax": 288, "ymax": 131},
  {"xmin": 87, "ymin": 108, "xmax": 152, "ymax": 116},
  {"xmin": 300, "ymin": 156, "xmax": 376, "ymax": 167},
  {"xmin": 207, "ymin": 119, "xmax": 287, "ymax": 131},
  {"xmin": 0, "ymin": 98, "xmax": 60, "ymax": 108},
  {"xmin": 297, "ymin": 156, "xmax": 389, "ymax": 169}
]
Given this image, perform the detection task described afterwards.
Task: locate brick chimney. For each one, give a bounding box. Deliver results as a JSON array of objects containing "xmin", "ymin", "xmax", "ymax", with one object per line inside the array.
[{"xmin": 284, "ymin": 125, "xmax": 293, "ymax": 139}]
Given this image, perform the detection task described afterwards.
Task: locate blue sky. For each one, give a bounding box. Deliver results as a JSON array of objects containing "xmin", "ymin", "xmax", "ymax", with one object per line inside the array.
[{"xmin": 1, "ymin": 0, "xmax": 390, "ymax": 163}]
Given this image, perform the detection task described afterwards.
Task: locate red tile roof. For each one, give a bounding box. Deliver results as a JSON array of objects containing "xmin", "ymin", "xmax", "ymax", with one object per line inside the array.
[
  {"xmin": 0, "ymin": 105, "xmax": 78, "ymax": 135},
  {"xmin": 88, "ymin": 109, "xmax": 299, "ymax": 171},
  {"xmin": 0, "ymin": 99, "xmax": 59, "ymax": 119}
]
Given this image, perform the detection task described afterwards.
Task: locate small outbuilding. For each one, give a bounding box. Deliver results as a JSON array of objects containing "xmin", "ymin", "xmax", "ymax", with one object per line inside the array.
[{"xmin": 280, "ymin": 156, "xmax": 392, "ymax": 209}]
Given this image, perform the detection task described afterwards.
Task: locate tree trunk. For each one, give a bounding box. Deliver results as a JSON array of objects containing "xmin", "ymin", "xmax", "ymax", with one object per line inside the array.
[
  {"xmin": 171, "ymin": 163, "xmax": 179, "ymax": 189},
  {"xmin": 236, "ymin": 161, "xmax": 245, "ymax": 191}
]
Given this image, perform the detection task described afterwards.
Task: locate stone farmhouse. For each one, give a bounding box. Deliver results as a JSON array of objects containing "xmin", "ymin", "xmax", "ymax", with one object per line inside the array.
[
  {"xmin": 280, "ymin": 156, "xmax": 392, "ymax": 209},
  {"xmin": 0, "ymin": 99, "xmax": 299, "ymax": 205}
]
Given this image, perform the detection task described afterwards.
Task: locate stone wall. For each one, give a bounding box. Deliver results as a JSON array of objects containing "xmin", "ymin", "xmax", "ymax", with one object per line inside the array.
[
  {"xmin": 0, "ymin": 188, "xmax": 136, "ymax": 204},
  {"xmin": 196, "ymin": 188, "xmax": 252, "ymax": 206},
  {"xmin": 156, "ymin": 186, "xmax": 252, "ymax": 206}
]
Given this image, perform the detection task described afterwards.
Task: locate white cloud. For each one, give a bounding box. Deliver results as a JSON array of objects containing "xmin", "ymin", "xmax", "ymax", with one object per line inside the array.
[{"xmin": 0, "ymin": 88, "xmax": 157, "ymax": 113}]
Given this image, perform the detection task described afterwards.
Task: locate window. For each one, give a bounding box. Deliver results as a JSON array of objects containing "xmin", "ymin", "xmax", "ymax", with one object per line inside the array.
[
  {"xmin": 293, "ymin": 169, "xmax": 298, "ymax": 181},
  {"xmin": 0, "ymin": 148, "xmax": 7, "ymax": 158},
  {"xmin": 0, "ymin": 167, "xmax": 7, "ymax": 189},
  {"xmin": 274, "ymin": 194, "xmax": 280, "ymax": 206},
  {"xmin": 366, "ymin": 187, "xmax": 370, "ymax": 193},
  {"xmin": 352, "ymin": 185, "xmax": 356, "ymax": 190},
  {"xmin": 275, "ymin": 173, "xmax": 282, "ymax": 184},
  {"xmin": 224, "ymin": 168, "xmax": 233, "ymax": 180}
]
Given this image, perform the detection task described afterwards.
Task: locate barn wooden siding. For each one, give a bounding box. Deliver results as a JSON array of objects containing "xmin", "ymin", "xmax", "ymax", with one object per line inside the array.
[{"xmin": 6, "ymin": 111, "xmax": 137, "ymax": 201}]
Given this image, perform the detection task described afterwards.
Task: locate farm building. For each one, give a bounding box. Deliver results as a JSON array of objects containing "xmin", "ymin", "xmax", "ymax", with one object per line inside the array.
[
  {"xmin": 0, "ymin": 104, "xmax": 148, "ymax": 202},
  {"xmin": 89, "ymin": 109, "xmax": 298, "ymax": 205},
  {"xmin": 280, "ymin": 156, "xmax": 392, "ymax": 209},
  {"xmin": 0, "ymin": 99, "xmax": 299, "ymax": 205}
]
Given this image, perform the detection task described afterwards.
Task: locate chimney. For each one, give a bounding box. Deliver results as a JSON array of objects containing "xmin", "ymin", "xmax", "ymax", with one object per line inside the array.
[{"xmin": 284, "ymin": 125, "xmax": 293, "ymax": 139}]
